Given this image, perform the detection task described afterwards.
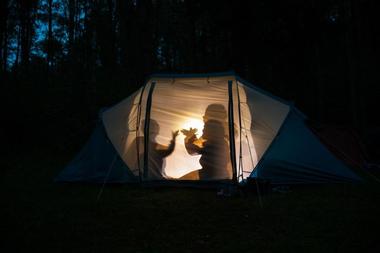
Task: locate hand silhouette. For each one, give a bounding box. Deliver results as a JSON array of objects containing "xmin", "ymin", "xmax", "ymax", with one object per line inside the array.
[
  {"xmin": 181, "ymin": 128, "xmax": 198, "ymax": 137},
  {"xmin": 172, "ymin": 130, "xmax": 179, "ymax": 139}
]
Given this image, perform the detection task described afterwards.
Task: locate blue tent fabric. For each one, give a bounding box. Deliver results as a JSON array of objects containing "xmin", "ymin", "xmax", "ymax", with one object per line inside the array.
[
  {"xmin": 251, "ymin": 110, "xmax": 362, "ymax": 184},
  {"xmin": 55, "ymin": 122, "xmax": 138, "ymax": 183}
]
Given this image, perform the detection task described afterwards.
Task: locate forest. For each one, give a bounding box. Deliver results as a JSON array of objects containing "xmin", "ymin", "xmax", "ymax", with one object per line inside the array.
[{"xmin": 1, "ymin": 0, "xmax": 379, "ymax": 161}]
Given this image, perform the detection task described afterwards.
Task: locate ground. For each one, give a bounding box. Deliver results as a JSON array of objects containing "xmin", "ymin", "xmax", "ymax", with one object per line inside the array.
[{"xmin": 1, "ymin": 150, "xmax": 380, "ymax": 253}]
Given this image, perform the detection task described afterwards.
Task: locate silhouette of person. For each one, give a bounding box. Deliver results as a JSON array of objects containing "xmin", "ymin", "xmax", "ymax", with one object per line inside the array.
[
  {"xmin": 180, "ymin": 104, "xmax": 232, "ymax": 180},
  {"xmin": 131, "ymin": 119, "xmax": 179, "ymax": 180}
]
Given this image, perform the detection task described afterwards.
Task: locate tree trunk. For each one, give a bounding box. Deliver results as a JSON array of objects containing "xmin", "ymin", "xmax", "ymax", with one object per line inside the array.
[
  {"xmin": 68, "ymin": 0, "xmax": 75, "ymax": 59},
  {"xmin": 107, "ymin": 0, "xmax": 116, "ymax": 68},
  {"xmin": 343, "ymin": 0, "xmax": 360, "ymax": 129},
  {"xmin": 15, "ymin": 26, "xmax": 21, "ymax": 69},
  {"xmin": 310, "ymin": 0, "xmax": 324, "ymax": 122},
  {"xmin": 83, "ymin": 0, "xmax": 95, "ymax": 73},
  {"xmin": 0, "ymin": 0, "xmax": 9, "ymax": 73},
  {"xmin": 2, "ymin": 23, "xmax": 8, "ymax": 73},
  {"xmin": 19, "ymin": 0, "xmax": 35, "ymax": 69},
  {"xmin": 0, "ymin": 1, "xmax": 4, "ymax": 72},
  {"xmin": 47, "ymin": 0, "xmax": 53, "ymax": 67}
]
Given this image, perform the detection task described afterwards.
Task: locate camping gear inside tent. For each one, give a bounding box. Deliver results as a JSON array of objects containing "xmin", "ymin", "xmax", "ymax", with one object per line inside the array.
[{"xmin": 56, "ymin": 72, "xmax": 362, "ymax": 185}]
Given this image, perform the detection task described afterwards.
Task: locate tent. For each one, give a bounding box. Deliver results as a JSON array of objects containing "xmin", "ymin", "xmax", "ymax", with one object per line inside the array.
[{"xmin": 56, "ymin": 72, "xmax": 362, "ymax": 185}]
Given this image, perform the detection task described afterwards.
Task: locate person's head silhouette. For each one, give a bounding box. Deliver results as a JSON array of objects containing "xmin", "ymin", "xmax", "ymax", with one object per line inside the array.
[
  {"xmin": 203, "ymin": 104, "xmax": 227, "ymax": 123},
  {"xmin": 202, "ymin": 104, "xmax": 228, "ymax": 141},
  {"xmin": 140, "ymin": 119, "xmax": 160, "ymax": 140}
]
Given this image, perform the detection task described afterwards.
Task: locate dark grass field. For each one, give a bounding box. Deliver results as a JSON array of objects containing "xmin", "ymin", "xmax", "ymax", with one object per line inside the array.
[{"xmin": 1, "ymin": 150, "xmax": 380, "ymax": 253}]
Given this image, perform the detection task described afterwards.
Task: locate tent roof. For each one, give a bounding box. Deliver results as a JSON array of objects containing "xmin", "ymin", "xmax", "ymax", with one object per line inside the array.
[
  {"xmin": 148, "ymin": 71, "xmax": 236, "ymax": 79},
  {"xmin": 146, "ymin": 71, "xmax": 302, "ymax": 115}
]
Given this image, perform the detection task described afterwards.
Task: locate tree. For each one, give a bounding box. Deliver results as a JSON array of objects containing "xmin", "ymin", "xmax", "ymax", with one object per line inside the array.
[
  {"xmin": 18, "ymin": 0, "xmax": 38, "ymax": 69},
  {"xmin": 0, "ymin": 0, "xmax": 10, "ymax": 73}
]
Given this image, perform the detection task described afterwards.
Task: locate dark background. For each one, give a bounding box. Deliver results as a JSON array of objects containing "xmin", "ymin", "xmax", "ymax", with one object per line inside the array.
[{"xmin": 1, "ymin": 0, "xmax": 379, "ymax": 161}]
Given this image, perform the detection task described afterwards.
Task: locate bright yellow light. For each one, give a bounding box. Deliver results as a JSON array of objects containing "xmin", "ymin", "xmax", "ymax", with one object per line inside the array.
[
  {"xmin": 181, "ymin": 118, "xmax": 204, "ymax": 138},
  {"xmin": 162, "ymin": 117, "xmax": 205, "ymax": 178}
]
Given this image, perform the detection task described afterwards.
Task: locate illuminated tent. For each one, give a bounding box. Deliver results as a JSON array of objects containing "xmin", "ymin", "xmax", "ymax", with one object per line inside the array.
[{"xmin": 56, "ymin": 72, "xmax": 361, "ymax": 185}]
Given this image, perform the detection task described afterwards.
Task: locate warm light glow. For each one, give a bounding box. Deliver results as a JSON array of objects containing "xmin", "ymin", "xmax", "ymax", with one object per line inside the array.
[{"xmin": 181, "ymin": 118, "xmax": 204, "ymax": 138}]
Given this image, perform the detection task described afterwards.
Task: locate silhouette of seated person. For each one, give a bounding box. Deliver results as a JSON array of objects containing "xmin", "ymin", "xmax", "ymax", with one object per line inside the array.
[
  {"xmin": 132, "ymin": 119, "xmax": 179, "ymax": 180},
  {"xmin": 180, "ymin": 104, "xmax": 232, "ymax": 180}
]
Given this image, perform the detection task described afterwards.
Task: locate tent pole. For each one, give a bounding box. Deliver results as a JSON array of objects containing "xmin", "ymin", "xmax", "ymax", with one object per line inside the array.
[
  {"xmin": 235, "ymin": 79, "xmax": 244, "ymax": 182},
  {"xmin": 228, "ymin": 80, "xmax": 238, "ymax": 184},
  {"xmin": 235, "ymin": 79, "xmax": 263, "ymax": 206},
  {"xmin": 136, "ymin": 84, "xmax": 147, "ymax": 183},
  {"xmin": 96, "ymin": 153, "xmax": 118, "ymax": 202},
  {"xmin": 143, "ymin": 81, "xmax": 156, "ymax": 180}
]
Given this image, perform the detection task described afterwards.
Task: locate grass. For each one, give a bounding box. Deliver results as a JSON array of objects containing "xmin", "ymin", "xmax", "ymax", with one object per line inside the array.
[{"xmin": 1, "ymin": 149, "xmax": 380, "ymax": 252}]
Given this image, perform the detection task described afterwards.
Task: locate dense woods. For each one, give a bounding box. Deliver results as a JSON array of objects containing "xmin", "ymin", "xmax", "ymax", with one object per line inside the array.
[{"xmin": 1, "ymin": 0, "xmax": 379, "ymax": 160}]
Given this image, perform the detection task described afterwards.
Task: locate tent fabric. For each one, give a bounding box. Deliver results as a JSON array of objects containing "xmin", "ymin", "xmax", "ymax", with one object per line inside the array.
[
  {"xmin": 101, "ymin": 86, "xmax": 145, "ymax": 177},
  {"xmin": 57, "ymin": 72, "xmax": 362, "ymax": 185},
  {"xmin": 101, "ymin": 76, "xmax": 290, "ymax": 182},
  {"xmin": 104, "ymin": 76, "xmax": 236, "ymax": 181},
  {"xmin": 55, "ymin": 122, "xmax": 138, "ymax": 183},
  {"xmin": 251, "ymin": 110, "xmax": 362, "ymax": 184},
  {"xmin": 236, "ymin": 81, "xmax": 290, "ymax": 180}
]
